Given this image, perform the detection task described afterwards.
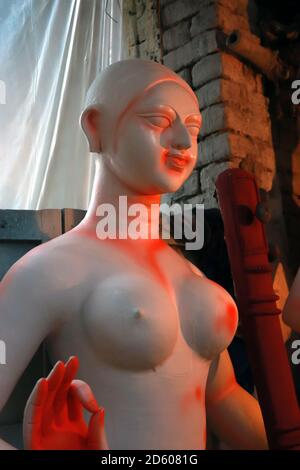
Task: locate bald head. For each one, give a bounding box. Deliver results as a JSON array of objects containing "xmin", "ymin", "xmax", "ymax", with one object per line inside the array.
[{"xmin": 80, "ymin": 59, "xmax": 198, "ymax": 153}]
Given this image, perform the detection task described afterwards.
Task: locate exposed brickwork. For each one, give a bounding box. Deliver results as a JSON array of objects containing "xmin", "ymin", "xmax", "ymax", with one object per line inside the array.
[
  {"xmin": 159, "ymin": 0, "xmax": 276, "ymax": 207},
  {"xmin": 163, "ymin": 30, "xmax": 218, "ymax": 71},
  {"xmin": 123, "ymin": 0, "xmax": 162, "ymax": 62}
]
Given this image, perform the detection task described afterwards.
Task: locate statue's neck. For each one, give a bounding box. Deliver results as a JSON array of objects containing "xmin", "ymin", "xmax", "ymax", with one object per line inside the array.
[{"xmin": 82, "ymin": 155, "xmax": 162, "ymax": 242}]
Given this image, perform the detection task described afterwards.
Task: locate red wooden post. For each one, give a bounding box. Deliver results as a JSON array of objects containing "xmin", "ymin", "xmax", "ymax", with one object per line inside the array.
[{"xmin": 216, "ymin": 168, "xmax": 300, "ymax": 450}]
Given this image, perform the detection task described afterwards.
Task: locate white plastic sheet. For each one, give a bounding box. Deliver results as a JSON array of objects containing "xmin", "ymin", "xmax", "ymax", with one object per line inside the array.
[{"xmin": 0, "ymin": 0, "xmax": 125, "ymax": 209}]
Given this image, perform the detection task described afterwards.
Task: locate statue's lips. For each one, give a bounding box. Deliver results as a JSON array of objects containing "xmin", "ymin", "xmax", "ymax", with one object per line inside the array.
[{"xmin": 166, "ymin": 153, "xmax": 190, "ymax": 171}]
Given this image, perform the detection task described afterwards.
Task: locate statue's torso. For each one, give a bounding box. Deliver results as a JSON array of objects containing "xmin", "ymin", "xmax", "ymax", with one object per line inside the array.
[{"xmin": 44, "ymin": 231, "xmax": 237, "ymax": 450}]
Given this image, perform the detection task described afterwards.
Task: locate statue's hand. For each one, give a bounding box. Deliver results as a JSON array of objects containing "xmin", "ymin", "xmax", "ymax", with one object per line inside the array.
[{"xmin": 23, "ymin": 356, "xmax": 108, "ymax": 450}]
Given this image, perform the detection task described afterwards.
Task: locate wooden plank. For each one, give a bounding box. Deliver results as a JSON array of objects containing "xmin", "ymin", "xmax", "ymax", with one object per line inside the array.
[
  {"xmin": 0, "ymin": 209, "xmax": 62, "ymax": 280},
  {"xmin": 62, "ymin": 208, "xmax": 86, "ymax": 233},
  {"xmin": 0, "ymin": 209, "xmax": 61, "ymax": 241},
  {"xmin": 37, "ymin": 209, "xmax": 63, "ymax": 241}
]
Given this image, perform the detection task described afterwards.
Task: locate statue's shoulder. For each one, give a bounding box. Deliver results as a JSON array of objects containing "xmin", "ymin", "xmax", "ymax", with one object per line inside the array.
[
  {"xmin": 5, "ymin": 231, "xmax": 86, "ymax": 289},
  {"xmin": 4, "ymin": 231, "xmax": 97, "ymax": 317}
]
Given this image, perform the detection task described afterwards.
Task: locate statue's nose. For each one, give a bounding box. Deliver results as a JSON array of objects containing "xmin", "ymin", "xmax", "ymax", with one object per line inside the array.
[{"xmin": 170, "ymin": 120, "xmax": 192, "ymax": 151}]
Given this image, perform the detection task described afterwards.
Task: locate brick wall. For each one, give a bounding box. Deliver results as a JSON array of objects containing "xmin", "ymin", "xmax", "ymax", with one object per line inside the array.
[
  {"xmin": 122, "ymin": 0, "xmax": 162, "ymax": 62},
  {"xmin": 160, "ymin": 0, "xmax": 276, "ymax": 209}
]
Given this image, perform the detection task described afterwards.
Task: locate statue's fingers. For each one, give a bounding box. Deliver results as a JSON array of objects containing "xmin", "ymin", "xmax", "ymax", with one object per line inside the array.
[
  {"xmin": 41, "ymin": 361, "xmax": 65, "ymax": 432},
  {"xmin": 67, "ymin": 385, "xmax": 85, "ymax": 422},
  {"xmin": 68, "ymin": 380, "xmax": 99, "ymax": 417},
  {"xmin": 53, "ymin": 356, "xmax": 79, "ymax": 425},
  {"xmin": 23, "ymin": 378, "xmax": 48, "ymax": 449},
  {"xmin": 87, "ymin": 409, "xmax": 109, "ymax": 450}
]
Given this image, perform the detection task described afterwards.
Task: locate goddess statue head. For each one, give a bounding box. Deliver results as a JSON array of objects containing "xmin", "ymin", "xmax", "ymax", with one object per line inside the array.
[{"xmin": 80, "ymin": 59, "xmax": 201, "ymax": 195}]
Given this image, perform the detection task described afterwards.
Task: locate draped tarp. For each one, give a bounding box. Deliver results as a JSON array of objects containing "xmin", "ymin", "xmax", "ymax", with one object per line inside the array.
[{"xmin": 0, "ymin": 0, "xmax": 125, "ymax": 209}]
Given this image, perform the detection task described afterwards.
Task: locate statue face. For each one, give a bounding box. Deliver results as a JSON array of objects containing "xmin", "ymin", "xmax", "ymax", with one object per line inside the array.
[{"xmin": 103, "ymin": 81, "xmax": 201, "ymax": 195}]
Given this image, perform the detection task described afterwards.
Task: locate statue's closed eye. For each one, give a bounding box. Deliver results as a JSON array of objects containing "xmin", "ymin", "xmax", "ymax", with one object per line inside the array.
[
  {"xmin": 187, "ymin": 125, "xmax": 200, "ymax": 137},
  {"xmin": 139, "ymin": 114, "xmax": 172, "ymax": 129},
  {"xmin": 138, "ymin": 113, "xmax": 200, "ymax": 137}
]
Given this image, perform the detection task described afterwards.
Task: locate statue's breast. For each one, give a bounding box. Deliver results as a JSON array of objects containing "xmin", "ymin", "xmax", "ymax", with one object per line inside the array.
[
  {"xmin": 82, "ymin": 273, "xmax": 179, "ymax": 371},
  {"xmin": 176, "ymin": 273, "xmax": 238, "ymax": 360},
  {"xmin": 82, "ymin": 269, "xmax": 238, "ymax": 371}
]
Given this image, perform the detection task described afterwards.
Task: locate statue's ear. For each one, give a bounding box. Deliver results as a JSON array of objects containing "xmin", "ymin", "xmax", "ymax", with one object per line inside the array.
[{"xmin": 80, "ymin": 105, "xmax": 102, "ymax": 153}]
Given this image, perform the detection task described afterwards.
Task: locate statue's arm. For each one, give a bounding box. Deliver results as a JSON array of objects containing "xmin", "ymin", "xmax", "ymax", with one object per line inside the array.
[
  {"xmin": 0, "ymin": 247, "xmax": 108, "ymax": 451},
  {"xmin": 206, "ymin": 349, "xmax": 268, "ymax": 450},
  {"xmin": 0, "ymin": 253, "xmax": 59, "ymax": 449},
  {"xmin": 187, "ymin": 260, "xmax": 205, "ymax": 277},
  {"xmin": 282, "ymin": 267, "xmax": 300, "ymax": 333}
]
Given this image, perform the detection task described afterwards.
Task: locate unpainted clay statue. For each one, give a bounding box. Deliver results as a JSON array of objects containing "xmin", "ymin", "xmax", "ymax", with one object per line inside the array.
[
  {"xmin": 283, "ymin": 267, "xmax": 300, "ymax": 333},
  {"xmin": 0, "ymin": 59, "xmax": 267, "ymax": 450}
]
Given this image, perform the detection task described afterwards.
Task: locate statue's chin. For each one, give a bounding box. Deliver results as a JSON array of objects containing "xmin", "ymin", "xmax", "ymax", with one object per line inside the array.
[
  {"xmin": 112, "ymin": 168, "xmax": 187, "ymax": 197},
  {"xmin": 156, "ymin": 178, "xmax": 186, "ymax": 195}
]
